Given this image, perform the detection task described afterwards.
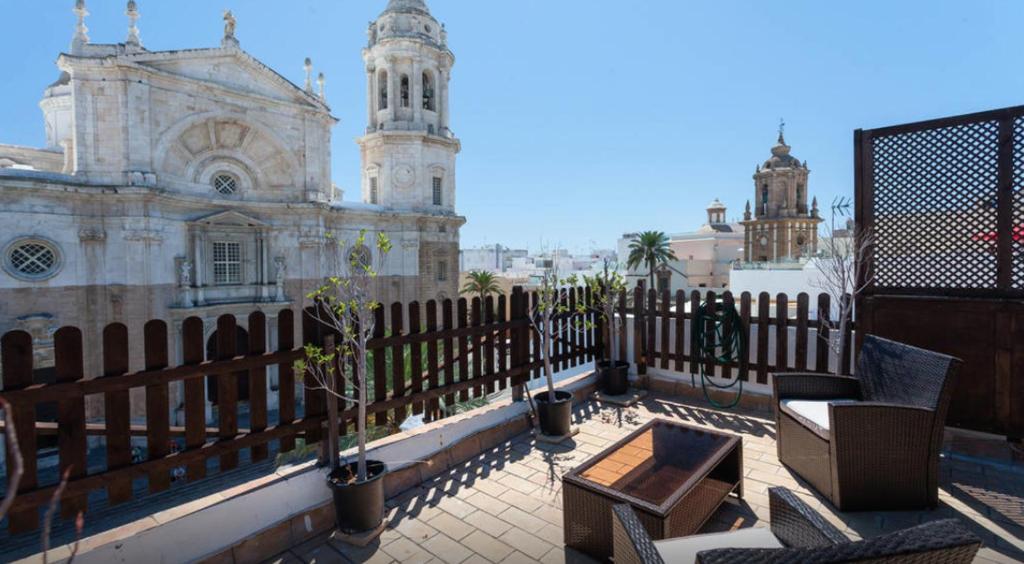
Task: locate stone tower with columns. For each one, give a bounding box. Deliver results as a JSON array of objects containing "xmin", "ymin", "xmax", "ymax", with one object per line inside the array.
[
  {"xmin": 358, "ymin": 0, "xmax": 460, "ymax": 213},
  {"xmin": 740, "ymin": 127, "xmax": 822, "ymax": 262}
]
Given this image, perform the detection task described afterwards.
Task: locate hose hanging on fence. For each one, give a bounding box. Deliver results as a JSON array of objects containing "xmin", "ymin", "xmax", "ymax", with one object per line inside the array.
[{"xmin": 691, "ymin": 299, "xmax": 748, "ymax": 409}]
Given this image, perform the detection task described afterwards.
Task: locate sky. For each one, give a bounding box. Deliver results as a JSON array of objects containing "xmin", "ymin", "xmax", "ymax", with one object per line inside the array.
[{"xmin": 1, "ymin": 1, "xmax": 1022, "ymax": 254}]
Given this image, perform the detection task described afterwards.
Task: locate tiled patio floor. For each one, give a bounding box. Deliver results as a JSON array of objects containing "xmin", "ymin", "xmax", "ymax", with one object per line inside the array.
[{"xmin": 266, "ymin": 394, "xmax": 1024, "ymax": 564}]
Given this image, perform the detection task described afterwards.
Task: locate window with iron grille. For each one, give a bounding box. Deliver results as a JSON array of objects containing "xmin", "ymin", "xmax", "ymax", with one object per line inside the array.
[
  {"xmin": 437, "ymin": 260, "xmax": 447, "ymax": 282},
  {"xmin": 370, "ymin": 177, "xmax": 379, "ymax": 204},
  {"xmin": 5, "ymin": 238, "xmax": 60, "ymax": 281},
  {"xmin": 213, "ymin": 241, "xmax": 242, "ymax": 285},
  {"xmin": 213, "ymin": 173, "xmax": 238, "ymax": 195},
  {"xmin": 432, "ymin": 177, "xmax": 442, "ymax": 206}
]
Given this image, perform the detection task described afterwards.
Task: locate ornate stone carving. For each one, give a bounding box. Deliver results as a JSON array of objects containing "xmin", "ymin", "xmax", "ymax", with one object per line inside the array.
[
  {"xmin": 393, "ymin": 163, "xmax": 415, "ymax": 190},
  {"xmin": 78, "ymin": 226, "xmax": 107, "ymax": 242}
]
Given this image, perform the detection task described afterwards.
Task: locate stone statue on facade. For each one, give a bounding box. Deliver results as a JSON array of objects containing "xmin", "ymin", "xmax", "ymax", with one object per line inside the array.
[
  {"xmin": 274, "ymin": 258, "xmax": 286, "ymax": 302},
  {"xmin": 179, "ymin": 260, "xmax": 192, "ymax": 287},
  {"xmin": 222, "ymin": 10, "xmax": 238, "ymax": 47}
]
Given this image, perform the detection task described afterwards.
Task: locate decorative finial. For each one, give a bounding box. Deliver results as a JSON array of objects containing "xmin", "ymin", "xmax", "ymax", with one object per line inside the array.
[
  {"xmin": 441, "ymin": 23, "xmax": 448, "ymax": 47},
  {"xmin": 222, "ymin": 10, "xmax": 238, "ymax": 47},
  {"xmin": 126, "ymin": 0, "xmax": 142, "ymax": 48},
  {"xmin": 317, "ymin": 72, "xmax": 326, "ymax": 101},
  {"xmin": 72, "ymin": 0, "xmax": 90, "ymax": 54},
  {"xmin": 777, "ymin": 117, "xmax": 786, "ymax": 145},
  {"xmin": 303, "ymin": 58, "xmax": 313, "ymax": 93},
  {"xmin": 744, "ymin": 200, "xmax": 752, "ymax": 221}
]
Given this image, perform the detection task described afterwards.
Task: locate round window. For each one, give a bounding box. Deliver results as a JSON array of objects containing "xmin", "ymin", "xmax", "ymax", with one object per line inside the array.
[
  {"xmin": 213, "ymin": 173, "xmax": 238, "ymax": 195},
  {"xmin": 5, "ymin": 238, "xmax": 61, "ymax": 281}
]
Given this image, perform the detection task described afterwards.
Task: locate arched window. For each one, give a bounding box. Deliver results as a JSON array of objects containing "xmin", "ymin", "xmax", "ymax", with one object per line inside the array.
[
  {"xmin": 422, "ymin": 72, "xmax": 435, "ymax": 111},
  {"xmin": 761, "ymin": 184, "xmax": 769, "ymax": 204},
  {"xmin": 378, "ymin": 70, "xmax": 388, "ymax": 110},
  {"xmin": 400, "ymin": 75, "xmax": 410, "ymax": 108}
]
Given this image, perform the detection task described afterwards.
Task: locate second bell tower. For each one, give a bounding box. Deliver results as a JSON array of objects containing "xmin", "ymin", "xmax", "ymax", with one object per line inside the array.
[{"xmin": 358, "ymin": 0, "xmax": 460, "ymax": 213}]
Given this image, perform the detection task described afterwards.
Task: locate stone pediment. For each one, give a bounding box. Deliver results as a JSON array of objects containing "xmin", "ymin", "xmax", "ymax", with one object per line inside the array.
[
  {"xmin": 130, "ymin": 48, "xmax": 324, "ymax": 110},
  {"xmin": 191, "ymin": 210, "xmax": 269, "ymax": 228}
]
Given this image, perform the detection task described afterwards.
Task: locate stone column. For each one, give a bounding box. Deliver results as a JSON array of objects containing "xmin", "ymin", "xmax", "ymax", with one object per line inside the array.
[
  {"xmin": 440, "ymin": 67, "xmax": 450, "ymax": 132},
  {"xmin": 366, "ymin": 66, "xmax": 376, "ymax": 131},
  {"xmin": 771, "ymin": 224, "xmax": 778, "ymax": 262},
  {"xmin": 192, "ymin": 230, "xmax": 207, "ymax": 306},
  {"xmin": 412, "ymin": 59, "xmax": 422, "ymax": 125},
  {"xmin": 786, "ymin": 223, "xmax": 792, "ymax": 260},
  {"xmin": 388, "ymin": 60, "xmax": 398, "ymax": 122}
]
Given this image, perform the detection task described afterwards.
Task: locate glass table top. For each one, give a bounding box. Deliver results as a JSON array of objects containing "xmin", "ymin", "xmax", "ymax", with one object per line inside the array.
[{"xmin": 578, "ymin": 420, "xmax": 732, "ymax": 506}]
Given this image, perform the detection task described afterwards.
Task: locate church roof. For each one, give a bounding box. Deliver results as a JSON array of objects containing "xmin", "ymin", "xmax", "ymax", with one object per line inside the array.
[{"xmin": 384, "ymin": 0, "xmax": 431, "ymax": 15}]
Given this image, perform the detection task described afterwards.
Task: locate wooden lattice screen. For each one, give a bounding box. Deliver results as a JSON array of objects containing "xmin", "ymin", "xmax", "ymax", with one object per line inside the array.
[{"xmin": 857, "ymin": 105, "xmax": 1024, "ymax": 297}]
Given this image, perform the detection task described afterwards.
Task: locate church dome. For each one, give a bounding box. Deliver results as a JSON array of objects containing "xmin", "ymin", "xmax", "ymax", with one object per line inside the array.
[
  {"xmin": 762, "ymin": 134, "xmax": 802, "ymax": 169},
  {"xmin": 383, "ymin": 0, "xmax": 431, "ymax": 15},
  {"xmin": 707, "ymin": 198, "xmax": 726, "ymax": 211}
]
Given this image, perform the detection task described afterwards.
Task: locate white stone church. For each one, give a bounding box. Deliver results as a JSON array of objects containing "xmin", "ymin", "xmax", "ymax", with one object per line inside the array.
[{"xmin": 0, "ymin": 0, "xmax": 464, "ymax": 414}]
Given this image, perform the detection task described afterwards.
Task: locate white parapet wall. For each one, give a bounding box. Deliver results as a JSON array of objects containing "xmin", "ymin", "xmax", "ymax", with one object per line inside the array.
[{"xmin": 26, "ymin": 371, "xmax": 598, "ymax": 564}]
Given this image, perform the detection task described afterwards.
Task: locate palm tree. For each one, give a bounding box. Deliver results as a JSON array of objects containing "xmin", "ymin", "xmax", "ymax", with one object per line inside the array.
[
  {"xmin": 626, "ymin": 231, "xmax": 677, "ymax": 292},
  {"xmin": 460, "ymin": 270, "xmax": 503, "ymax": 302}
]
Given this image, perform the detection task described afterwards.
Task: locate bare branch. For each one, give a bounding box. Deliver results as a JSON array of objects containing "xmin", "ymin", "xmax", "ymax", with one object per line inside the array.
[
  {"xmin": 42, "ymin": 466, "xmax": 72, "ymax": 564},
  {"xmin": 0, "ymin": 396, "xmax": 23, "ymax": 523}
]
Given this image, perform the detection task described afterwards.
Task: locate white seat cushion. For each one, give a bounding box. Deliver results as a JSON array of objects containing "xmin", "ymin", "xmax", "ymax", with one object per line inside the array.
[
  {"xmin": 654, "ymin": 527, "xmax": 783, "ymax": 563},
  {"xmin": 780, "ymin": 399, "xmax": 858, "ymax": 439}
]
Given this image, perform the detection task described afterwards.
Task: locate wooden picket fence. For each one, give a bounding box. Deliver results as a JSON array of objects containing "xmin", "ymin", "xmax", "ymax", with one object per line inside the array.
[
  {"xmin": 0, "ymin": 285, "xmax": 851, "ymax": 534},
  {"xmin": 0, "ymin": 286, "xmax": 598, "ymax": 534},
  {"xmin": 627, "ymin": 288, "xmax": 854, "ymax": 383}
]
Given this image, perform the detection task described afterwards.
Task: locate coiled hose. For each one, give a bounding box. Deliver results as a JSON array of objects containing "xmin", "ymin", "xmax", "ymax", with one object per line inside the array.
[{"xmin": 690, "ymin": 299, "xmax": 748, "ymax": 409}]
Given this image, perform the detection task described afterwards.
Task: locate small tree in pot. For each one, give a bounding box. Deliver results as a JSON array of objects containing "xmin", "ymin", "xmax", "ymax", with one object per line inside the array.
[
  {"xmin": 526, "ymin": 261, "xmax": 579, "ymax": 438},
  {"xmin": 582, "ymin": 259, "xmax": 630, "ymax": 395},
  {"xmin": 298, "ymin": 230, "xmax": 392, "ymax": 534}
]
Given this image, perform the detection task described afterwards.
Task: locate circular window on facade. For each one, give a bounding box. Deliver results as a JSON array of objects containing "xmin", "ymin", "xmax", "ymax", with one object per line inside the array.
[
  {"xmin": 4, "ymin": 238, "xmax": 61, "ymax": 281},
  {"xmin": 212, "ymin": 173, "xmax": 238, "ymax": 195}
]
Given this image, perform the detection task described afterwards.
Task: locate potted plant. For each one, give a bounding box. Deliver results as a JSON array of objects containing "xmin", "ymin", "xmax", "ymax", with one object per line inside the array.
[
  {"xmin": 527, "ymin": 261, "xmax": 576, "ymax": 437},
  {"xmin": 583, "ymin": 259, "xmax": 630, "ymax": 395},
  {"xmin": 298, "ymin": 230, "xmax": 392, "ymax": 534}
]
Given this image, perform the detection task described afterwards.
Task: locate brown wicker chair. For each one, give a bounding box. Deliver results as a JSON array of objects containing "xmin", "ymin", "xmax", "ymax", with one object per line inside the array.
[
  {"xmin": 611, "ymin": 487, "xmax": 981, "ymax": 564},
  {"xmin": 773, "ymin": 334, "xmax": 962, "ymax": 511}
]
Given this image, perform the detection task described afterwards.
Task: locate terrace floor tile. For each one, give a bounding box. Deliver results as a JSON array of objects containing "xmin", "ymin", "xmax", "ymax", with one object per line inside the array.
[{"xmin": 265, "ymin": 393, "xmax": 1023, "ymax": 564}]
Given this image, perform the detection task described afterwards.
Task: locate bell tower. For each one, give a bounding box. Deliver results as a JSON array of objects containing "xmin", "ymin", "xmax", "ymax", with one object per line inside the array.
[
  {"xmin": 358, "ymin": 0, "xmax": 460, "ymax": 213},
  {"xmin": 740, "ymin": 125, "xmax": 822, "ymax": 263}
]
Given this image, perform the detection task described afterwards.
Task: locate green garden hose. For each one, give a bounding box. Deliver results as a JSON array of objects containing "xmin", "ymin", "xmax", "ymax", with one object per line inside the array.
[{"xmin": 690, "ymin": 300, "xmax": 748, "ymax": 409}]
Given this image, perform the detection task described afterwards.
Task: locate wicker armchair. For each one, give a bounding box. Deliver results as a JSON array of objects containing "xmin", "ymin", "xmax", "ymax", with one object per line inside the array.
[
  {"xmin": 611, "ymin": 487, "xmax": 980, "ymax": 564},
  {"xmin": 773, "ymin": 335, "xmax": 962, "ymax": 511}
]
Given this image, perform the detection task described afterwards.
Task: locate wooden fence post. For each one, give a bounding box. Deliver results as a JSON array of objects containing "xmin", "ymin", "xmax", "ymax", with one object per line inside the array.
[
  {"xmin": 816, "ymin": 294, "xmax": 831, "ymax": 373},
  {"xmin": 1, "ymin": 330, "xmax": 38, "ymax": 533},
  {"xmin": 510, "ymin": 286, "xmax": 525, "ymax": 402},
  {"xmin": 775, "ymin": 293, "xmax": 789, "ymax": 374},
  {"xmin": 425, "ymin": 301, "xmax": 441, "ymax": 417},
  {"xmin": 54, "ymin": 326, "xmax": 88, "ymax": 517},
  {"xmin": 181, "ymin": 317, "xmax": 206, "ymax": 481},
  {"xmin": 277, "ymin": 310, "xmax": 296, "ymax": 453},
  {"xmin": 248, "ymin": 312, "xmax": 269, "ymax": 462},
  {"xmin": 633, "ymin": 286, "xmax": 646, "ymax": 375},
  {"xmin": 103, "ymin": 323, "xmax": 134, "ymax": 500},
  {"xmin": 145, "ymin": 320, "xmax": 172, "ymax": 490},
  {"xmin": 391, "ymin": 302, "xmax": 406, "ymax": 424}
]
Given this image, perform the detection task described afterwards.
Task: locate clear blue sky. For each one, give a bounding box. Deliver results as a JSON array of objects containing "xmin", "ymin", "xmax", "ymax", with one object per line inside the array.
[{"xmin": 2, "ymin": 1, "xmax": 1022, "ymax": 254}]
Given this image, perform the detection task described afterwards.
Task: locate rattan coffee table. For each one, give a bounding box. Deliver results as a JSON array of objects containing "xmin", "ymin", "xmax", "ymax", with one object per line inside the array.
[{"xmin": 563, "ymin": 419, "xmax": 743, "ymax": 561}]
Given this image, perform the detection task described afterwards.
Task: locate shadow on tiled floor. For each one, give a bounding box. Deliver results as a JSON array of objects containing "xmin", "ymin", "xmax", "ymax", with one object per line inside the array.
[{"xmin": 266, "ymin": 394, "xmax": 1024, "ymax": 564}]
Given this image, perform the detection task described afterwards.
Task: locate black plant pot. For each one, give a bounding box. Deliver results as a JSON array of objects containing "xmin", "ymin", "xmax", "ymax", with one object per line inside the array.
[
  {"xmin": 535, "ymin": 390, "xmax": 573, "ymax": 437},
  {"xmin": 327, "ymin": 460, "xmax": 387, "ymax": 534},
  {"xmin": 597, "ymin": 360, "xmax": 630, "ymax": 395}
]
